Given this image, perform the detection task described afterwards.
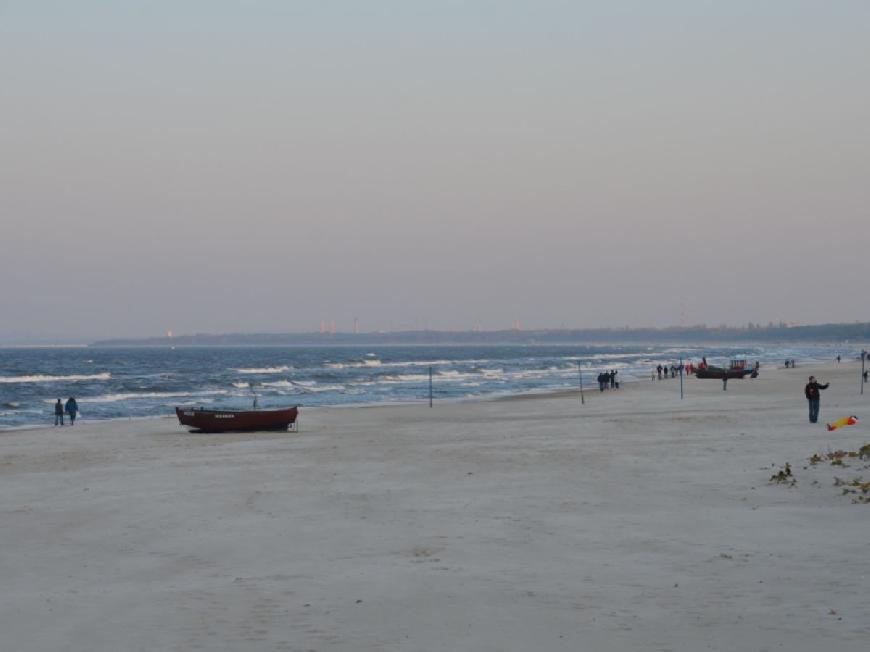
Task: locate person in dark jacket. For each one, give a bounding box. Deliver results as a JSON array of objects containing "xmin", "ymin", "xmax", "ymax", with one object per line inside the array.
[
  {"xmin": 54, "ymin": 399, "xmax": 64, "ymax": 426},
  {"xmin": 804, "ymin": 376, "xmax": 829, "ymax": 423},
  {"xmin": 65, "ymin": 397, "xmax": 79, "ymax": 425}
]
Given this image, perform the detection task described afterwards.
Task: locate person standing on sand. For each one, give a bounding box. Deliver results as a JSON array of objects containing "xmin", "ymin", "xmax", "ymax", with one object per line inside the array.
[
  {"xmin": 65, "ymin": 397, "xmax": 78, "ymax": 425},
  {"xmin": 804, "ymin": 376, "xmax": 829, "ymax": 424},
  {"xmin": 54, "ymin": 399, "xmax": 64, "ymax": 426},
  {"xmin": 657, "ymin": 364, "xmax": 663, "ymax": 380}
]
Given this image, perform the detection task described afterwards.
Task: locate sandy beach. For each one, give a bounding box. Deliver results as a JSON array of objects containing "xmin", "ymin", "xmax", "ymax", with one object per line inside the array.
[{"xmin": 2, "ymin": 361, "xmax": 868, "ymax": 651}]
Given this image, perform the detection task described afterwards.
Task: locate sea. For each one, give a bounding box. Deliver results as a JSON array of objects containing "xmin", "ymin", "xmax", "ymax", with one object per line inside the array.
[{"xmin": 0, "ymin": 343, "xmax": 851, "ymax": 429}]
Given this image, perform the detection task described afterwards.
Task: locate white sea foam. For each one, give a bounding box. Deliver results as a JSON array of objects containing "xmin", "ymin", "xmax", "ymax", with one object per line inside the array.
[
  {"xmin": 260, "ymin": 380, "xmax": 294, "ymax": 388},
  {"xmin": 233, "ymin": 366, "xmax": 292, "ymax": 374},
  {"xmin": 43, "ymin": 390, "xmax": 228, "ymax": 404},
  {"xmin": 260, "ymin": 380, "xmax": 345, "ymax": 393},
  {"xmin": 325, "ymin": 359, "xmax": 383, "ymax": 369},
  {"xmin": 376, "ymin": 359, "xmax": 456, "ymax": 368},
  {"xmin": 379, "ymin": 374, "xmax": 431, "ymax": 383},
  {"xmin": 303, "ymin": 384, "xmax": 346, "ymax": 393},
  {"xmin": 0, "ymin": 372, "xmax": 112, "ymax": 384}
]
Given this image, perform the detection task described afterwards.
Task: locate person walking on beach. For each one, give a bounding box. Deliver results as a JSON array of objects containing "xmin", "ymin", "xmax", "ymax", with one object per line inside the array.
[
  {"xmin": 657, "ymin": 364, "xmax": 663, "ymax": 380},
  {"xmin": 837, "ymin": 355, "xmax": 841, "ymax": 364},
  {"xmin": 804, "ymin": 376, "xmax": 829, "ymax": 424},
  {"xmin": 65, "ymin": 397, "xmax": 78, "ymax": 425},
  {"xmin": 54, "ymin": 399, "xmax": 64, "ymax": 426}
]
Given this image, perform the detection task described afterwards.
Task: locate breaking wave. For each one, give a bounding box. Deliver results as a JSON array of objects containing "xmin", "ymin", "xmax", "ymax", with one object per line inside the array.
[
  {"xmin": 43, "ymin": 390, "xmax": 229, "ymax": 404},
  {"xmin": 233, "ymin": 366, "xmax": 293, "ymax": 374},
  {"xmin": 0, "ymin": 372, "xmax": 112, "ymax": 384}
]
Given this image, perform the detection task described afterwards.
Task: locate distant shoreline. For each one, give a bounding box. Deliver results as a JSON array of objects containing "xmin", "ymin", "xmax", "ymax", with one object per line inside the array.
[
  {"xmin": 0, "ymin": 344, "xmax": 89, "ymax": 349},
  {"xmin": 87, "ymin": 322, "xmax": 870, "ymax": 348}
]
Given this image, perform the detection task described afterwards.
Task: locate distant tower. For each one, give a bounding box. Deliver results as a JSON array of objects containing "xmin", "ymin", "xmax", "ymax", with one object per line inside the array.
[
  {"xmin": 512, "ymin": 320, "xmax": 520, "ymax": 331},
  {"xmin": 353, "ymin": 318, "xmax": 359, "ymax": 334},
  {"xmin": 166, "ymin": 329, "xmax": 173, "ymax": 339},
  {"xmin": 319, "ymin": 320, "xmax": 326, "ymax": 334}
]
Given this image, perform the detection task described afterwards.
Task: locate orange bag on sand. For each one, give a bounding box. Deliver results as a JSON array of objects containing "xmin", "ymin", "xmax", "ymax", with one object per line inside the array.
[{"xmin": 826, "ymin": 416, "xmax": 858, "ymax": 432}]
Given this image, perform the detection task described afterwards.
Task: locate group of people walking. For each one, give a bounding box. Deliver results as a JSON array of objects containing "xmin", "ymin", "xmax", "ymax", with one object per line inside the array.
[
  {"xmin": 654, "ymin": 364, "xmax": 683, "ymax": 380},
  {"xmin": 597, "ymin": 370, "xmax": 619, "ymax": 391},
  {"xmin": 53, "ymin": 397, "xmax": 78, "ymax": 426}
]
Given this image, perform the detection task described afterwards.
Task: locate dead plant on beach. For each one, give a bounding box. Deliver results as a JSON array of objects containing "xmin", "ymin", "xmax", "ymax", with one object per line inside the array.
[{"xmin": 769, "ymin": 463, "xmax": 795, "ymax": 485}]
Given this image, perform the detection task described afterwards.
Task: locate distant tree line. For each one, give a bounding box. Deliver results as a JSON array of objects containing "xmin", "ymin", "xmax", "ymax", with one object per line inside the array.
[{"xmin": 90, "ymin": 322, "xmax": 870, "ymax": 347}]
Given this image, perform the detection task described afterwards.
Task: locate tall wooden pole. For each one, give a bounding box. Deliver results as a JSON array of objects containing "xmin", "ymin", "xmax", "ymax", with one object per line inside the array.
[
  {"xmin": 429, "ymin": 366, "xmax": 433, "ymax": 407},
  {"xmin": 679, "ymin": 356, "xmax": 684, "ymax": 400},
  {"xmin": 579, "ymin": 361, "xmax": 585, "ymax": 405},
  {"xmin": 862, "ymin": 350, "xmax": 866, "ymax": 396}
]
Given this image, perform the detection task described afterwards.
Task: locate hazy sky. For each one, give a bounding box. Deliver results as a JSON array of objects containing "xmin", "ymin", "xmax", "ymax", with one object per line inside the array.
[{"xmin": 2, "ymin": 1, "xmax": 868, "ymax": 340}]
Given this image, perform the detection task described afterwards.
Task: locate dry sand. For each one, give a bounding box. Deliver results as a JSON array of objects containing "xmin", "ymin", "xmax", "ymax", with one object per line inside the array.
[{"xmin": 2, "ymin": 361, "xmax": 869, "ymax": 651}]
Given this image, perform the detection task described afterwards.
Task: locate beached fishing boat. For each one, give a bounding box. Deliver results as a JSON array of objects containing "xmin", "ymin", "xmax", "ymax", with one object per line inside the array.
[
  {"xmin": 695, "ymin": 359, "xmax": 758, "ymax": 380},
  {"xmin": 175, "ymin": 406, "xmax": 298, "ymax": 433}
]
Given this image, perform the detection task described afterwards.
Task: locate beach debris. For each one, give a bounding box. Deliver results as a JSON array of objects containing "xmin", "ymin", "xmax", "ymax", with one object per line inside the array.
[
  {"xmin": 833, "ymin": 476, "xmax": 870, "ymax": 503},
  {"xmin": 826, "ymin": 415, "xmax": 858, "ymax": 432},
  {"xmin": 808, "ymin": 445, "xmax": 870, "ymax": 468},
  {"xmin": 769, "ymin": 463, "xmax": 794, "ymax": 485}
]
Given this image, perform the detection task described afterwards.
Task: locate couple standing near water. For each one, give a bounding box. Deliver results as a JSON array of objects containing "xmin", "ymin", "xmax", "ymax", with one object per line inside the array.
[{"xmin": 54, "ymin": 397, "xmax": 78, "ymax": 425}]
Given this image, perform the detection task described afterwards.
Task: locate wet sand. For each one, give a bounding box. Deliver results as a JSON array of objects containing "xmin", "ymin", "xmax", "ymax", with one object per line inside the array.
[{"xmin": 2, "ymin": 361, "xmax": 869, "ymax": 651}]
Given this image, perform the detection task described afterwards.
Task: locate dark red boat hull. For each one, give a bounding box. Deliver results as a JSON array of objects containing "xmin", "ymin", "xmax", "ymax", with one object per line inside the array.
[
  {"xmin": 695, "ymin": 368, "xmax": 756, "ymax": 379},
  {"xmin": 175, "ymin": 406, "xmax": 298, "ymax": 432}
]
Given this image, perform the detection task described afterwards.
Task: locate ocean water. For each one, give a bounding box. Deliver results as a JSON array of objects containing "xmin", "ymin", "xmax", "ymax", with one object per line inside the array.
[{"xmin": 0, "ymin": 343, "xmax": 847, "ymax": 428}]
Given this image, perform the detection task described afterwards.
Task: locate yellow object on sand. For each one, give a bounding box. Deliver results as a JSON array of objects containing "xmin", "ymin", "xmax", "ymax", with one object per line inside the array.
[{"xmin": 826, "ymin": 416, "xmax": 858, "ymax": 432}]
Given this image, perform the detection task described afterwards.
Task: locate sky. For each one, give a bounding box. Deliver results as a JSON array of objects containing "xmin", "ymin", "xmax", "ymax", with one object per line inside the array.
[{"xmin": 1, "ymin": 1, "xmax": 869, "ymax": 341}]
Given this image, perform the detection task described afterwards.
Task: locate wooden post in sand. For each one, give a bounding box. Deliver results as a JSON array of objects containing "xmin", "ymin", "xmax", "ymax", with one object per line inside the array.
[
  {"xmin": 429, "ymin": 366, "xmax": 433, "ymax": 407},
  {"xmin": 861, "ymin": 350, "xmax": 866, "ymax": 396},
  {"xmin": 578, "ymin": 361, "xmax": 585, "ymax": 405},
  {"xmin": 679, "ymin": 356, "xmax": 684, "ymax": 400}
]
